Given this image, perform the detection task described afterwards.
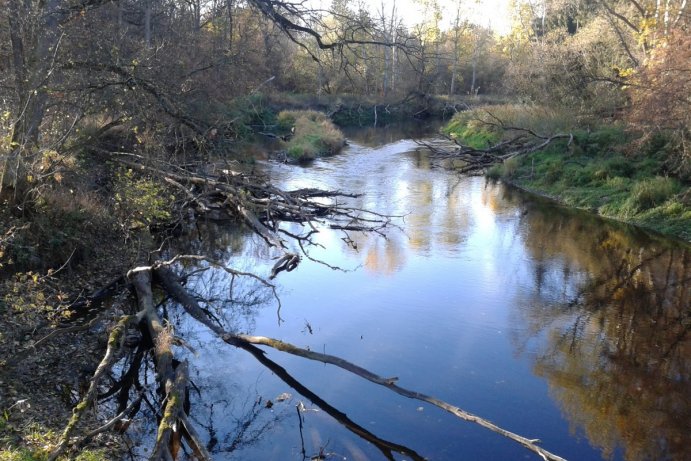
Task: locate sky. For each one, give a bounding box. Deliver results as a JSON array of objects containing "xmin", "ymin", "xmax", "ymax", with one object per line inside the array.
[{"xmin": 367, "ymin": 0, "xmax": 514, "ymax": 35}]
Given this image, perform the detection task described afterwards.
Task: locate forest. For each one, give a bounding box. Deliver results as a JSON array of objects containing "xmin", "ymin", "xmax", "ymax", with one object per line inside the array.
[{"xmin": 0, "ymin": 0, "xmax": 689, "ymax": 460}]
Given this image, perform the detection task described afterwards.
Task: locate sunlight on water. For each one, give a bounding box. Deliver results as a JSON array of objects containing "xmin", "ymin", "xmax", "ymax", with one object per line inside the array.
[{"xmin": 155, "ymin": 124, "xmax": 690, "ymax": 461}]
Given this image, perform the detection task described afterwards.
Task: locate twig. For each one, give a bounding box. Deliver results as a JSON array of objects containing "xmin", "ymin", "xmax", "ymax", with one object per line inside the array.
[{"xmin": 49, "ymin": 315, "xmax": 136, "ymax": 461}]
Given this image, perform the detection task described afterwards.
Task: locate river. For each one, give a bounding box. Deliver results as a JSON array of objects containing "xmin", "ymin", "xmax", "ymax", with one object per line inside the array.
[{"xmin": 147, "ymin": 123, "xmax": 690, "ymax": 461}]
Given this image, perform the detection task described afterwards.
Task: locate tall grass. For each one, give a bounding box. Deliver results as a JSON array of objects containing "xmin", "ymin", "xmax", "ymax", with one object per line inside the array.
[{"xmin": 624, "ymin": 177, "xmax": 680, "ymax": 213}]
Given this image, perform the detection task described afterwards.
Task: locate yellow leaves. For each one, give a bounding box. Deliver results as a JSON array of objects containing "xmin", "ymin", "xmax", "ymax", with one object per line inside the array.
[{"xmin": 617, "ymin": 67, "xmax": 635, "ymax": 78}]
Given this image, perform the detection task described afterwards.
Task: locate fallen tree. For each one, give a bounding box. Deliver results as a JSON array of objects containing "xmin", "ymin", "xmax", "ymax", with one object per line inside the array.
[
  {"xmin": 418, "ymin": 109, "xmax": 573, "ymax": 175},
  {"xmin": 49, "ymin": 257, "xmax": 567, "ymax": 461},
  {"xmin": 38, "ymin": 157, "xmax": 569, "ymax": 461}
]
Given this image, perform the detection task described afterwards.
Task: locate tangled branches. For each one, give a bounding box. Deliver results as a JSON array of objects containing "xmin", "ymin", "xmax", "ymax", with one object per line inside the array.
[
  {"xmin": 119, "ymin": 157, "xmax": 394, "ymax": 276},
  {"xmin": 417, "ymin": 116, "xmax": 573, "ymax": 175}
]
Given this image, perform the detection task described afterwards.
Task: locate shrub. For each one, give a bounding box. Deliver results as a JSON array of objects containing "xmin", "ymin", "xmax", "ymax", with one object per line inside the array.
[{"xmin": 114, "ymin": 169, "xmax": 172, "ymax": 228}]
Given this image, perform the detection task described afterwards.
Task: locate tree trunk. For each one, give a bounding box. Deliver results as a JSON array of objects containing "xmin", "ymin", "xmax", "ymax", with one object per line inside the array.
[
  {"xmin": 227, "ymin": 0, "xmax": 235, "ymax": 51},
  {"xmin": 2, "ymin": 0, "xmax": 62, "ymax": 195}
]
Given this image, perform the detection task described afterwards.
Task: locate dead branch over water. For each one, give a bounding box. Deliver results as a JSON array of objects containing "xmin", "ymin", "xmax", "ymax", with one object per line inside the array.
[
  {"xmin": 46, "ymin": 160, "xmax": 566, "ymax": 461},
  {"xmin": 417, "ymin": 118, "xmax": 573, "ymax": 175},
  {"xmin": 117, "ymin": 157, "xmax": 393, "ymax": 276},
  {"xmin": 50, "ymin": 258, "xmax": 567, "ymax": 461}
]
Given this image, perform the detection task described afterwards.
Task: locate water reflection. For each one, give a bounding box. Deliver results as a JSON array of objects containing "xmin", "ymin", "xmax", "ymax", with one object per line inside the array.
[
  {"xmin": 340, "ymin": 120, "xmax": 444, "ymax": 148},
  {"xmin": 495, "ymin": 187, "xmax": 691, "ymax": 461},
  {"xmin": 137, "ymin": 129, "xmax": 690, "ymax": 461},
  {"xmin": 266, "ymin": 139, "xmax": 474, "ymax": 275}
]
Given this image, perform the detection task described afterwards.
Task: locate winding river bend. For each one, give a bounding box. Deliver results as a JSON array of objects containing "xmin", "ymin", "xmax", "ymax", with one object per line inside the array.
[{"xmin": 153, "ymin": 124, "xmax": 689, "ymax": 461}]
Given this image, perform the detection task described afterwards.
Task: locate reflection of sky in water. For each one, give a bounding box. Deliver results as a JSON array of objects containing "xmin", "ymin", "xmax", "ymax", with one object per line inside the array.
[{"xmin": 160, "ymin": 130, "xmax": 689, "ymax": 461}]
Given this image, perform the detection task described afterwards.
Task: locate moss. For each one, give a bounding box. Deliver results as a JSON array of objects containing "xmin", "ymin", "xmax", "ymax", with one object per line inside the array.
[{"xmin": 107, "ymin": 315, "xmax": 134, "ymax": 348}]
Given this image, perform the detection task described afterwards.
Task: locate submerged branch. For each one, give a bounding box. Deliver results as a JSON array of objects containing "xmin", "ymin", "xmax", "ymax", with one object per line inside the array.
[
  {"xmin": 113, "ymin": 157, "xmax": 393, "ymax": 270},
  {"xmin": 239, "ymin": 340, "xmax": 426, "ymax": 461},
  {"xmin": 153, "ymin": 264, "xmax": 567, "ymax": 461}
]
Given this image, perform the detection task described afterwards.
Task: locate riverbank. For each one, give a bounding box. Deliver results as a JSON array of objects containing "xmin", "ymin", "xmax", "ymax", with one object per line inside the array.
[
  {"xmin": 495, "ymin": 132, "xmax": 691, "ymax": 242},
  {"xmin": 441, "ymin": 105, "xmax": 691, "ymax": 242}
]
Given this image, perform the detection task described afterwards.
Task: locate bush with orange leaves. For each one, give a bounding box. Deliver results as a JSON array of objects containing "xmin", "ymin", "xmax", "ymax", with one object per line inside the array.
[{"xmin": 628, "ymin": 30, "xmax": 690, "ymax": 179}]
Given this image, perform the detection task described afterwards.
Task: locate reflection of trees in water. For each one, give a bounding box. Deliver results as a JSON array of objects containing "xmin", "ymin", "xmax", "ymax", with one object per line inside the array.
[
  {"xmin": 342, "ymin": 121, "xmax": 443, "ymax": 148},
  {"xmin": 512, "ymin": 205, "xmax": 690, "ymax": 461},
  {"xmin": 343, "ymin": 150, "xmax": 472, "ymax": 274},
  {"xmin": 361, "ymin": 235, "xmax": 407, "ymax": 275},
  {"xmin": 190, "ymin": 390, "xmax": 289, "ymax": 456}
]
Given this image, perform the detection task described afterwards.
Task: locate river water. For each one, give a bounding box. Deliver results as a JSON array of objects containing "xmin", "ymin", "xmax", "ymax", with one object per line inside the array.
[{"xmin": 158, "ymin": 124, "xmax": 690, "ymax": 461}]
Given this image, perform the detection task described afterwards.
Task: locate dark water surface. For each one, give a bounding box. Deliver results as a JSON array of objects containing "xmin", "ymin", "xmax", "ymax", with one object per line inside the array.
[{"xmin": 157, "ymin": 124, "xmax": 690, "ymax": 461}]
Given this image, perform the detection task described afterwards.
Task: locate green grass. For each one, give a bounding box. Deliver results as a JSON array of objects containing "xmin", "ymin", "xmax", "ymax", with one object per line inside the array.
[
  {"xmin": 442, "ymin": 104, "xmax": 578, "ymax": 149},
  {"xmin": 505, "ymin": 126, "xmax": 690, "ymax": 241},
  {"xmin": 277, "ymin": 110, "xmax": 345, "ymax": 161},
  {"xmin": 442, "ymin": 113, "xmax": 501, "ymax": 149}
]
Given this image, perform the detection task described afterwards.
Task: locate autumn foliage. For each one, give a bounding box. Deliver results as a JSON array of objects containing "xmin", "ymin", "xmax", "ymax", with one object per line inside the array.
[{"xmin": 628, "ymin": 30, "xmax": 691, "ymax": 177}]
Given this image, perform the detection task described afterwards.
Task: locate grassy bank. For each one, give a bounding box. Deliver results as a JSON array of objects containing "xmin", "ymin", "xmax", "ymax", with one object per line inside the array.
[
  {"xmin": 276, "ymin": 110, "xmax": 345, "ymax": 162},
  {"xmin": 443, "ymin": 105, "xmax": 691, "ymax": 241}
]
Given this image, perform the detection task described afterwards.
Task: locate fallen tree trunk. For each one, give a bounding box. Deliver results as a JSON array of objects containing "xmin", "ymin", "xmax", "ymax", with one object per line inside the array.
[
  {"xmin": 51, "ymin": 258, "xmax": 567, "ymax": 461},
  {"xmin": 152, "ymin": 262, "xmax": 567, "ymax": 461},
  {"xmin": 418, "ymin": 129, "xmax": 573, "ymax": 175},
  {"xmin": 49, "ymin": 157, "xmax": 566, "ymax": 460},
  {"xmin": 129, "ymin": 267, "xmax": 211, "ymax": 461},
  {"xmin": 112, "ymin": 157, "xmax": 393, "ymax": 275}
]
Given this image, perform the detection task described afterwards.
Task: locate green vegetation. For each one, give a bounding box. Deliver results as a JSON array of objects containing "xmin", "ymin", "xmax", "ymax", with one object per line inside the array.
[
  {"xmin": 0, "ymin": 0, "xmax": 689, "ymax": 457},
  {"xmin": 114, "ymin": 168, "xmax": 173, "ymax": 228},
  {"xmin": 0, "ymin": 426, "xmax": 56, "ymax": 461},
  {"xmin": 505, "ymin": 131, "xmax": 687, "ymax": 240},
  {"xmin": 276, "ymin": 110, "xmax": 345, "ymax": 162},
  {"xmin": 444, "ymin": 105, "xmax": 690, "ymax": 241},
  {"xmin": 442, "ymin": 104, "xmax": 576, "ymax": 149},
  {"xmin": 0, "ymin": 446, "xmax": 107, "ymax": 461}
]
